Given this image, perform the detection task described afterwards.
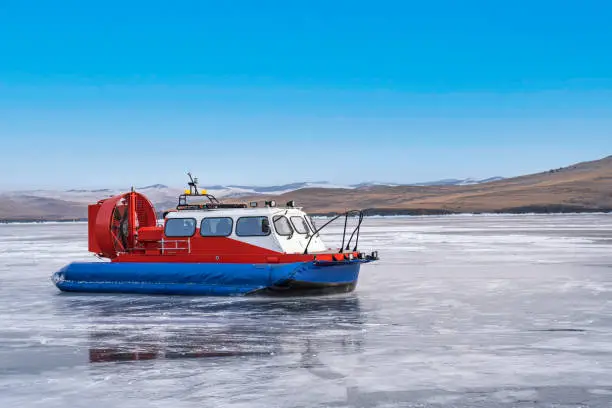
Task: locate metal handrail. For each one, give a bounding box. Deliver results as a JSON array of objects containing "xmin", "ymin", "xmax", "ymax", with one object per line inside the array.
[
  {"xmin": 345, "ymin": 211, "xmax": 365, "ymax": 251},
  {"xmin": 160, "ymin": 238, "xmax": 191, "ymax": 254},
  {"xmin": 303, "ymin": 210, "xmax": 364, "ymax": 255}
]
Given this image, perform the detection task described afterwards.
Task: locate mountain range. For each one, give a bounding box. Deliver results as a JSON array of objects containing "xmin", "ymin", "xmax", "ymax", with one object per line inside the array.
[
  {"xmin": 229, "ymin": 156, "xmax": 612, "ymax": 215},
  {"xmin": 0, "ymin": 177, "xmax": 503, "ymax": 220},
  {"xmin": 1, "ymin": 156, "xmax": 611, "ymax": 220}
]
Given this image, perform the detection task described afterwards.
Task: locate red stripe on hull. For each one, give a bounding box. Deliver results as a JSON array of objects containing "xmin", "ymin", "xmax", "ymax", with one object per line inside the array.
[{"xmin": 116, "ymin": 236, "xmax": 358, "ymax": 264}]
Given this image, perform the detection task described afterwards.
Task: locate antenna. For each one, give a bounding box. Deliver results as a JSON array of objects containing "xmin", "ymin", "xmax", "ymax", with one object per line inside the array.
[{"xmin": 187, "ymin": 172, "xmax": 200, "ymax": 195}]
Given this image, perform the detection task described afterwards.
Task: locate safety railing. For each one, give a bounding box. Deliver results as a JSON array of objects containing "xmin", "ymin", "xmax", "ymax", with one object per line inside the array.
[
  {"xmin": 160, "ymin": 238, "xmax": 191, "ymax": 254},
  {"xmin": 303, "ymin": 210, "xmax": 365, "ymax": 255}
]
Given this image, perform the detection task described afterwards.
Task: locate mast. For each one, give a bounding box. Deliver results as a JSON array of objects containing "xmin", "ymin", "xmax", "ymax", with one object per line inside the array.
[{"xmin": 187, "ymin": 172, "xmax": 200, "ymax": 195}]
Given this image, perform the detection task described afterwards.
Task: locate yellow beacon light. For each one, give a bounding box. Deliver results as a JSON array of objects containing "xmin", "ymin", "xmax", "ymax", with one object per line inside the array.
[
  {"xmin": 184, "ymin": 189, "xmax": 191, "ymax": 195},
  {"xmin": 200, "ymin": 189, "xmax": 207, "ymax": 195}
]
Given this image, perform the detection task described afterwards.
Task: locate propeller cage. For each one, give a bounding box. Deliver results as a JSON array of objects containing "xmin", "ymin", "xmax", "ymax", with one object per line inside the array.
[{"xmin": 88, "ymin": 192, "xmax": 157, "ymax": 259}]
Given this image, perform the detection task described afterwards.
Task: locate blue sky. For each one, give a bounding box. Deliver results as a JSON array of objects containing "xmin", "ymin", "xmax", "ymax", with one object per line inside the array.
[{"xmin": 1, "ymin": 0, "xmax": 611, "ymax": 189}]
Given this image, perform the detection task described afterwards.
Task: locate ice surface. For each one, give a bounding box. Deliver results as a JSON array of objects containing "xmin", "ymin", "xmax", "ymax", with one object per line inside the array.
[{"xmin": 1, "ymin": 215, "xmax": 612, "ymax": 407}]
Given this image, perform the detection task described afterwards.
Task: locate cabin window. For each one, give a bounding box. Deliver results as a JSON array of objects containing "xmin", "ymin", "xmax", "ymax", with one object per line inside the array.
[
  {"xmin": 290, "ymin": 216, "xmax": 309, "ymax": 234},
  {"xmin": 200, "ymin": 217, "xmax": 233, "ymax": 237},
  {"xmin": 273, "ymin": 215, "xmax": 293, "ymax": 236},
  {"xmin": 164, "ymin": 218, "xmax": 196, "ymax": 237},
  {"xmin": 307, "ymin": 216, "xmax": 317, "ymax": 232},
  {"xmin": 236, "ymin": 216, "xmax": 271, "ymax": 236}
]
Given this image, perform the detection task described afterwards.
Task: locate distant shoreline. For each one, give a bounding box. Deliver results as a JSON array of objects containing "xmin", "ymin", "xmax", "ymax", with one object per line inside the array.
[
  {"xmin": 0, "ymin": 218, "xmax": 88, "ymax": 224},
  {"xmin": 313, "ymin": 205, "xmax": 612, "ymax": 217},
  {"xmin": 1, "ymin": 206, "xmax": 610, "ymax": 223},
  {"xmin": 355, "ymin": 205, "xmax": 612, "ymax": 217}
]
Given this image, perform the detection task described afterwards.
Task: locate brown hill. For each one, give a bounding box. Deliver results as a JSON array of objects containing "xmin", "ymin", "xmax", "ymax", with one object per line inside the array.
[
  {"xmin": 0, "ymin": 195, "xmax": 87, "ymax": 221},
  {"xmin": 229, "ymin": 155, "xmax": 612, "ymax": 215}
]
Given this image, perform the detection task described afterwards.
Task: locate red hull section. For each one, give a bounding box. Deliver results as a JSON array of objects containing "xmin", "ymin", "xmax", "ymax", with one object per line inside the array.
[{"xmin": 117, "ymin": 233, "xmax": 361, "ymax": 264}]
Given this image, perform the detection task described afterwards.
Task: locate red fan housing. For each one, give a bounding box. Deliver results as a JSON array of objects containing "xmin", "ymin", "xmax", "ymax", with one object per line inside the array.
[{"xmin": 88, "ymin": 192, "xmax": 157, "ymax": 259}]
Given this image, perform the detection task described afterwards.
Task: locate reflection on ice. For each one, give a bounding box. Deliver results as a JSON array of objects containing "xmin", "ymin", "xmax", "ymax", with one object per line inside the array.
[{"xmin": 77, "ymin": 296, "xmax": 365, "ymax": 364}]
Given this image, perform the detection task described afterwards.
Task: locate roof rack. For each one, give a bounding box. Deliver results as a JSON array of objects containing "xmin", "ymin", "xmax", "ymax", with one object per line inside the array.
[{"xmin": 177, "ymin": 174, "xmax": 248, "ymax": 210}]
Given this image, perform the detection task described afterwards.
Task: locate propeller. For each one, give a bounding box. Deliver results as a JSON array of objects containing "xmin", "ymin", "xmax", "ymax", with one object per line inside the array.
[{"xmin": 91, "ymin": 192, "xmax": 157, "ymax": 259}]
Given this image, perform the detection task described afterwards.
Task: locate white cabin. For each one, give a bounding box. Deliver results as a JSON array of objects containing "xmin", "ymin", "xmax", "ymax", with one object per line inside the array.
[{"xmin": 164, "ymin": 206, "xmax": 329, "ymax": 254}]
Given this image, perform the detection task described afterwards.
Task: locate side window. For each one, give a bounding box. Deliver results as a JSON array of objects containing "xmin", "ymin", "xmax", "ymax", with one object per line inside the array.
[
  {"xmin": 307, "ymin": 216, "xmax": 317, "ymax": 232},
  {"xmin": 236, "ymin": 216, "xmax": 271, "ymax": 236},
  {"xmin": 164, "ymin": 218, "xmax": 196, "ymax": 237},
  {"xmin": 201, "ymin": 217, "xmax": 233, "ymax": 237},
  {"xmin": 290, "ymin": 216, "xmax": 309, "ymax": 234},
  {"xmin": 273, "ymin": 215, "xmax": 293, "ymax": 236}
]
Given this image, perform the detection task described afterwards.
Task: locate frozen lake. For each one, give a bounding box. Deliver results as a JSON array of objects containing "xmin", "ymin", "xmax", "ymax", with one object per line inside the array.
[{"xmin": 1, "ymin": 214, "xmax": 612, "ymax": 407}]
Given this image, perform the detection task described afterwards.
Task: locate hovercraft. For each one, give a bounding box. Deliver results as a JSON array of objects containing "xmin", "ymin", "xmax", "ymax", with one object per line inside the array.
[{"xmin": 52, "ymin": 175, "xmax": 379, "ymax": 296}]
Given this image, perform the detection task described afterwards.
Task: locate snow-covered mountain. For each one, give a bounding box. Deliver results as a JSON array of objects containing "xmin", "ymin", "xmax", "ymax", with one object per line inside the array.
[
  {"xmin": 412, "ymin": 177, "xmax": 505, "ymax": 186},
  {"xmin": 5, "ymin": 184, "xmax": 183, "ymax": 205},
  {"xmin": 351, "ymin": 177, "xmax": 504, "ymax": 188},
  {"xmin": 350, "ymin": 181, "xmax": 401, "ymax": 188},
  {"xmin": 0, "ymin": 182, "xmax": 357, "ymax": 212},
  {"xmin": 202, "ymin": 181, "xmax": 354, "ymax": 197}
]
